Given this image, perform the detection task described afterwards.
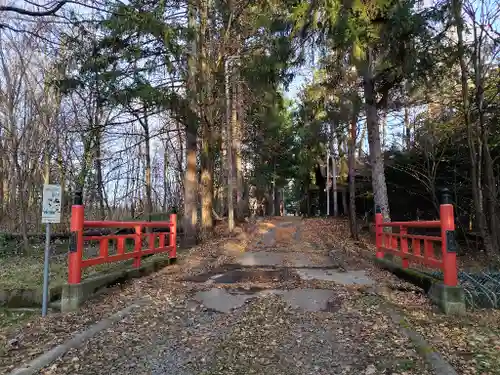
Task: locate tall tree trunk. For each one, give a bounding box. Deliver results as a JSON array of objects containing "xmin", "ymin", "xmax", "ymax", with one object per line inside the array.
[
  {"xmin": 143, "ymin": 115, "xmax": 153, "ymax": 222},
  {"xmin": 175, "ymin": 119, "xmax": 184, "ymax": 192},
  {"xmin": 348, "ymin": 114, "xmax": 358, "ymax": 240},
  {"xmin": 94, "ymin": 129, "xmax": 106, "ymax": 220},
  {"xmin": 183, "ymin": 0, "xmax": 199, "ymax": 245},
  {"xmin": 473, "ymin": 23, "xmax": 498, "ymax": 252},
  {"xmin": 230, "ymin": 59, "xmax": 239, "ymax": 220},
  {"xmin": 0, "ymin": 136, "xmax": 4, "ymax": 221},
  {"xmin": 381, "ymin": 109, "xmax": 388, "ymax": 149},
  {"xmin": 331, "ymin": 122, "xmax": 338, "ymax": 217},
  {"xmin": 163, "ymin": 143, "xmax": 169, "ymax": 211},
  {"xmin": 363, "ymin": 53, "xmax": 391, "ymax": 221},
  {"xmin": 356, "ymin": 122, "xmax": 366, "ymax": 159},
  {"xmin": 342, "ymin": 188, "xmax": 348, "ymax": 216},
  {"xmin": 220, "ymin": 92, "xmax": 228, "ymax": 217},
  {"xmin": 233, "ymin": 40, "xmax": 244, "ymax": 220},
  {"xmin": 404, "ymin": 105, "xmax": 411, "ymax": 150},
  {"xmin": 225, "ymin": 58, "xmax": 235, "ymax": 231},
  {"xmin": 272, "ymin": 162, "xmax": 277, "ymax": 216},
  {"xmin": 184, "ymin": 131, "xmax": 198, "ymax": 244},
  {"xmin": 451, "ymin": 0, "xmax": 493, "ymax": 252},
  {"xmin": 198, "ymin": 0, "xmax": 213, "ymax": 239}
]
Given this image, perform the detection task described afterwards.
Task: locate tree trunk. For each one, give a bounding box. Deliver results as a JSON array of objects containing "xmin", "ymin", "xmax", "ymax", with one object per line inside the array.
[
  {"xmin": 404, "ymin": 105, "xmax": 411, "ymax": 150},
  {"xmin": 363, "ymin": 56, "xmax": 391, "ymax": 221},
  {"xmin": 163, "ymin": 145, "xmax": 168, "ymax": 211},
  {"xmin": 94, "ymin": 128, "xmax": 107, "ymax": 220},
  {"xmin": 198, "ymin": 0, "xmax": 213, "ymax": 239},
  {"xmin": 184, "ymin": 131, "xmax": 198, "ymax": 245},
  {"xmin": 233, "ymin": 41, "xmax": 245, "ymax": 220},
  {"xmin": 348, "ymin": 114, "xmax": 358, "ymax": 240},
  {"xmin": 342, "ymin": 188, "xmax": 347, "ymax": 217},
  {"xmin": 226, "ymin": 58, "xmax": 235, "ymax": 231},
  {"xmin": 381, "ymin": 109, "xmax": 388, "ymax": 149},
  {"xmin": 0, "ymin": 130, "xmax": 4, "ymax": 221},
  {"xmin": 357, "ymin": 122, "xmax": 366, "ymax": 159},
  {"xmin": 471, "ymin": 20, "xmax": 498, "ymax": 252},
  {"xmin": 452, "ymin": 0, "xmax": 494, "ymax": 253},
  {"xmin": 143, "ymin": 118, "xmax": 153, "ymax": 222},
  {"xmin": 230, "ymin": 59, "xmax": 239, "ymax": 220},
  {"xmin": 200, "ymin": 135, "xmax": 213, "ymax": 239},
  {"xmin": 183, "ymin": 0, "xmax": 198, "ymax": 245},
  {"xmin": 331, "ymin": 123, "xmax": 338, "ymax": 217}
]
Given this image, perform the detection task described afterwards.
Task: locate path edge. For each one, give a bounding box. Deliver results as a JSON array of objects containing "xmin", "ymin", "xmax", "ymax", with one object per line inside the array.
[
  {"xmin": 383, "ymin": 302, "xmax": 458, "ymax": 375},
  {"xmin": 328, "ymin": 244, "xmax": 457, "ymax": 374},
  {"xmin": 8, "ymin": 299, "xmax": 148, "ymax": 375}
]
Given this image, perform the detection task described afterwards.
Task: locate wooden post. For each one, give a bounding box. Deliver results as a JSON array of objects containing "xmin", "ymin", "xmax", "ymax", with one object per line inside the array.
[
  {"xmin": 440, "ymin": 188, "xmax": 458, "ymax": 287},
  {"xmin": 68, "ymin": 192, "xmax": 84, "ymax": 284}
]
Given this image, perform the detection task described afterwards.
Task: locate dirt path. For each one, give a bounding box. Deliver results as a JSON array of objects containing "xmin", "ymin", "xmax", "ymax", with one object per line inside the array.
[{"xmin": 5, "ymin": 218, "xmax": 436, "ymax": 375}]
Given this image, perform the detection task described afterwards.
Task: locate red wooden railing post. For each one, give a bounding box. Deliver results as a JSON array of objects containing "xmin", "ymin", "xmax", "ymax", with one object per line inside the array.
[
  {"xmin": 169, "ymin": 214, "xmax": 177, "ymax": 259},
  {"xmin": 400, "ymin": 225, "xmax": 409, "ymax": 268},
  {"xmin": 440, "ymin": 189, "xmax": 458, "ymax": 286},
  {"xmin": 375, "ymin": 206, "xmax": 384, "ymax": 259},
  {"xmin": 68, "ymin": 192, "xmax": 84, "ymax": 284}
]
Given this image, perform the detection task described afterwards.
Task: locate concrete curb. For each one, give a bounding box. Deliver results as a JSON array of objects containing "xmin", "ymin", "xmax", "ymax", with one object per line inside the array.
[
  {"xmin": 327, "ymin": 247, "xmax": 457, "ymax": 374},
  {"xmin": 8, "ymin": 299, "xmax": 148, "ymax": 375},
  {"xmin": 61, "ymin": 255, "xmax": 170, "ymax": 312},
  {"xmin": 385, "ymin": 306, "xmax": 458, "ymax": 375}
]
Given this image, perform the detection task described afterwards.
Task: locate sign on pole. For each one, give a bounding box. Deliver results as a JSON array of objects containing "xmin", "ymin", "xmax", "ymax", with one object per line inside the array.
[
  {"xmin": 42, "ymin": 184, "xmax": 62, "ymax": 224},
  {"xmin": 41, "ymin": 184, "xmax": 62, "ymax": 317}
]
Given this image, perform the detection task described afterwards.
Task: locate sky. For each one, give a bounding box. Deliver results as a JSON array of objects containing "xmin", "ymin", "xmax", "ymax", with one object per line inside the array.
[{"xmin": 284, "ymin": 68, "xmax": 309, "ymax": 101}]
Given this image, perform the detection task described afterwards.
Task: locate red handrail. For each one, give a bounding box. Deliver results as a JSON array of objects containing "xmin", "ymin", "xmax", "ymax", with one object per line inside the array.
[
  {"xmin": 375, "ymin": 203, "xmax": 457, "ymax": 287},
  {"xmin": 84, "ymin": 221, "xmax": 174, "ymax": 228},
  {"xmin": 378, "ymin": 220, "xmax": 441, "ymax": 228},
  {"xmin": 68, "ymin": 204, "xmax": 177, "ymax": 285}
]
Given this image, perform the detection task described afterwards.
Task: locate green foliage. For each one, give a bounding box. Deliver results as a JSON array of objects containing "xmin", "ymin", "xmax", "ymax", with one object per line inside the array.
[
  {"xmin": 245, "ymin": 94, "xmax": 297, "ymax": 189},
  {"xmin": 60, "ymin": 0, "xmax": 191, "ymax": 124}
]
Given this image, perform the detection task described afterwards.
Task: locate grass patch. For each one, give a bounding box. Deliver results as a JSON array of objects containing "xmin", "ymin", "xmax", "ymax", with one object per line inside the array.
[
  {"xmin": 0, "ymin": 248, "xmax": 173, "ymax": 291},
  {"xmin": 0, "ymin": 308, "xmax": 37, "ymax": 330}
]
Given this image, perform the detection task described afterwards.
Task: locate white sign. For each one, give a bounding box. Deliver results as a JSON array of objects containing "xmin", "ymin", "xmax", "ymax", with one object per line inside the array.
[{"xmin": 42, "ymin": 184, "xmax": 62, "ymax": 223}]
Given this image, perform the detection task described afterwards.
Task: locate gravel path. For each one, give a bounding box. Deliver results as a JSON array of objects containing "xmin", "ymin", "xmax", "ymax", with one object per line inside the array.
[{"xmin": 27, "ymin": 219, "xmax": 434, "ymax": 375}]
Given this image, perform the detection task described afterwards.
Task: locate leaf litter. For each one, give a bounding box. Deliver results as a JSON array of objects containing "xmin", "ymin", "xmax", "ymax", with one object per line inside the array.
[
  {"xmin": 301, "ymin": 217, "xmax": 500, "ymax": 375},
  {"xmin": 0, "ymin": 216, "xmax": 483, "ymax": 374}
]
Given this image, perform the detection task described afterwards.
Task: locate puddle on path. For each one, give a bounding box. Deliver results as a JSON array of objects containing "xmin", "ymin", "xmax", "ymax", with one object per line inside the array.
[
  {"xmin": 236, "ymin": 251, "xmax": 336, "ymax": 268},
  {"xmin": 182, "ymin": 267, "xmax": 298, "ymax": 284},
  {"xmin": 210, "ymin": 268, "xmax": 299, "ymax": 284},
  {"xmin": 194, "ymin": 287, "xmax": 343, "ymax": 313},
  {"xmin": 295, "ymin": 269, "xmax": 375, "ymax": 286},
  {"xmin": 184, "ymin": 264, "xmax": 373, "ymax": 287}
]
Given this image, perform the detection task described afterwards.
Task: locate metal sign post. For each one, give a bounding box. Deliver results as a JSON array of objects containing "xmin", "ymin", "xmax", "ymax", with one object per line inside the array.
[{"xmin": 41, "ymin": 184, "xmax": 62, "ymax": 317}]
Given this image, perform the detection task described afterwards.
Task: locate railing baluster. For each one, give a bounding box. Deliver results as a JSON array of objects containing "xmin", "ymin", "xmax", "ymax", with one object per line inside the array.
[
  {"xmin": 99, "ymin": 238, "xmax": 109, "ymax": 260},
  {"xmin": 159, "ymin": 233, "xmax": 165, "ymax": 248},
  {"xmin": 413, "ymin": 238, "xmax": 421, "ymax": 258},
  {"xmin": 133, "ymin": 225, "xmax": 142, "ymax": 268},
  {"xmin": 149, "ymin": 232, "xmax": 155, "ymax": 250},
  {"xmin": 117, "ymin": 237, "xmax": 125, "ymax": 255},
  {"xmin": 424, "ymin": 240, "xmax": 433, "ymax": 261},
  {"xmin": 400, "ymin": 226, "xmax": 409, "ymax": 268},
  {"xmin": 391, "ymin": 233, "xmax": 398, "ymax": 250}
]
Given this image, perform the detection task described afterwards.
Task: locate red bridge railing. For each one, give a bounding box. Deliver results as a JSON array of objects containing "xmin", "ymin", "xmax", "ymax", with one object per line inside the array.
[
  {"xmin": 375, "ymin": 199, "xmax": 457, "ymax": 287},
  {"xmin": 68, "ymin": 197, "xmax": 176, "ymax": 285}
]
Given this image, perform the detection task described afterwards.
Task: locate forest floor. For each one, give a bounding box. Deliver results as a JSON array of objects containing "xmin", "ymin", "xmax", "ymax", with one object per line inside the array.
[{"xmin": 0, "ymin": 217, "xmax": 499, "ymax": 375}]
